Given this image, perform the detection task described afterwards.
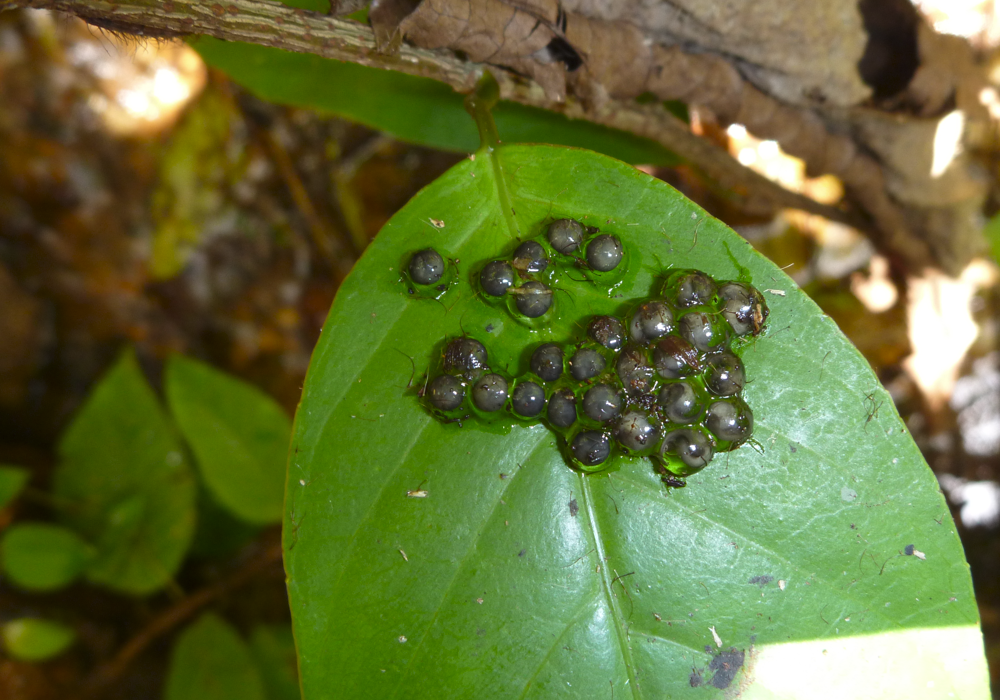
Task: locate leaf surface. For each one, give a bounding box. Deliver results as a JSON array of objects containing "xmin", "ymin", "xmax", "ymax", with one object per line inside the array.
[
  {"xmin": 54, "ymin": 350, "xmax": 196, "ymax": 594},
  {"xmin": 286, "ymin": 144, "xmax": 988, "ymax": 698}
]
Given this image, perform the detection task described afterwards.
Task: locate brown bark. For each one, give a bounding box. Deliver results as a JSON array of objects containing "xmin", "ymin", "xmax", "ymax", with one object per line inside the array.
[{"xmin": 2, "ymin": 0, "xmax": 991, "ymax": 274}]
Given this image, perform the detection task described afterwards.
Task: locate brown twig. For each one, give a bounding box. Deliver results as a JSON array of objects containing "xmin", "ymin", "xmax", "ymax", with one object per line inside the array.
[
  {"xmin": 76, "ymin": 537, "xmax": 284, "ymax": 700},
  {"xmin": 261, "ymin": 126, "xmax": 358, "ymax": 276},
  {"xmin": 0, "ymin": 0, "xmax": 867, "ymax": 235}
]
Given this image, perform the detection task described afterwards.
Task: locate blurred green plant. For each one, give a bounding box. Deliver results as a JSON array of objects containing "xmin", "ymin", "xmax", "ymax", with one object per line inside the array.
[
  {"xmin": 1, "ymin": 618, "xmax": 76, "ymax": 662},
  {"xmin": 985, "ymin": 211, "xmax": 1000, "ymax": 264},
  {"xmin": 0, "ymin": 466, "xmax": 28, "ymax": 509},
  {"xmin": 165, "ymin": 613, "xmax": 267, "ymax": 700},
  {"xmin": 0, "ymin": 351, "xmax": 299, "ymax": 697}
]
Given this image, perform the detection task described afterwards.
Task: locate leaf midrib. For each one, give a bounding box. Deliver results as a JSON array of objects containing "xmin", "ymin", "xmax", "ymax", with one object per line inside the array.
[
  {"xmin": 581, "ymin": 473, "xmax": 643, "ymax": 699},
  {"xmin": 496, "ymin": 143, "xmax": 642, "ymax": 697}
]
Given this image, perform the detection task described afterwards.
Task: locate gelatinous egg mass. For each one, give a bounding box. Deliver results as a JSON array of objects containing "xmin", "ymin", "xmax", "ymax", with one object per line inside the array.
[{"xmin": 413, "ymin": 224, "xmax": 769, "ymax": 487}]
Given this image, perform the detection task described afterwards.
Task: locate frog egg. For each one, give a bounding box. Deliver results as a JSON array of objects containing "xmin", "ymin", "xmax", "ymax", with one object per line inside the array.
[
  {"xmin": 480, "ymin": 260, "xmax": 515, "ymax": 297},
  {"xmin": 443, "ymin": 337, "xmax": 488, "ymax": 382},
  {"xmin": 660, "ymin": 428, "xmax": 715, "ymax": 471},
  {"xmin": 629, "ymin": 301, "xmax": 674, "ymax": 342},
  {"xmin": 547, "ymin": 219, "xmax": 584, "ymax": 254},
  {"xmin": 512, "ymin": 281, "xmax": 553, "ymax": 318},
  {"xmin": 409, "ymin": 248, "xmax": 445, "ymax": 285},
  {"xmin": 568, "ymin": 347, "xmax": 606, "ymax": 381},
  {"xmin": 587, "ymin": 315, "xmax": 625, "ymax": 351},
  {"xmin": 530, "ymin": 343, "xmax": 564, "ymax": 382},
  {"xmin": 513, "ymin": 240, "xmax": 548, "ymax": 273},
  {"xmin": 706, "ymin": 399, "xmax": 754, "ymax": 445},
  {"xmin": 547, "ymin": 388, "xmax": 577, "ymax": 428},
  {"xmin": 427, "ymin": 375, "xmax": 465, "ymax": 411},
  {"xmin": 657, "ymin": 381, "xmax": 702, "ymax": 424},
  {"xmin": 616, "ymin": 346, "xmax": 655, "ymax": 396},
  {"xmin": 511, "ymin": 381, "xmax": 546, "ymax": 418},
  {"xmin": 472, "ymin": 374, "xmax": 508, "ymax": 412},
  {"xmin": 669, "ymin": 270, "xmax": 717, "ymax": 308},
  {"xmin": 719, "ymin": 282, "xmax": 769, "ymax": 336},
  {"xmin": 652, "ymin": 335, "xmax": 701, "ymax": 378},
  {"xmin": 571, "ymin": 430, "xmax": 612, "ymax": 467},
  {"xmin": 615, "ymin": 410, "xmax": 659, "ymax": 453},
  {"xmin": 678, "ymin": 310, "xmax": 727, "ymax": 352},
  {"xmin": 705, "ymin": 352, "xmax": 745, "ymax": 396},
  {"xmin": 586, "ymin": 234, "xmax": 623, "ymax": 272},
  {"xmin": 582, "ymin": 384, "xmax": 622, "ymax": 423}
]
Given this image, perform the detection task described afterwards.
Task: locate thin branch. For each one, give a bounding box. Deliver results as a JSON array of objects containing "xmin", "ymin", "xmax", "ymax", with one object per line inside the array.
[
  {"xmin": 1, "ymin": 0, "xmax": 865, "ymax": 230},
  {"xmin": 76, "ymin": 537, "xmax": 284, "ymax": 700}
]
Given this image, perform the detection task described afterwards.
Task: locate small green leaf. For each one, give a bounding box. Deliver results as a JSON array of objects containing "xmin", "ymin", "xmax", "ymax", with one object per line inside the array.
[
  {"xmin": 165, "ymin": 613, "xmax": 266, "ymax": 700},
  {"xmin": 1, "ymin": 618, "xmax": 75, "ymax": 662},
  {"xmin": 192, "ymin": 38, "xmax": 680, "ymax": 167},
  {"xmin": 0, "ymin": 465, "xmax": 29, "ymax": 509},
  {"xmin": 165, "ymin": 355, "xmax": 291, "ymax": 525},
  {"xmin": 54, "ymin": 349, "xmax": 196, "ymax": 595},
  {"xmin": 0, "ymin": 523, "xmax": 94, "ymax": 592},
  {"xmin": 985, "ymin": 212, "xmax": 1000, "ymax": 264},
  {"xmin": 249, "ymin": 625, "xmax": 301, "ymax": 700}
]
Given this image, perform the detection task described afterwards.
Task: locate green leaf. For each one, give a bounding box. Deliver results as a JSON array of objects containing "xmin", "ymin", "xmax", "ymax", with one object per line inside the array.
[
  {"xmin": 0, "ymin": 465, "xmax": 29, "ymax": 509},
  {"xmin": 985, "ymin": 211, "xmax": 1000, "ymax": 264},
  {"xmin": 191, "ymin": 38, "xmax": 680, "ymax": 167},
  {"xmin": 286, "ymin": 143, "xmax": 988, "ymax": 698},
  {"xmin": 0, "ymin": 523, "xmax": 94, "ymax": 592},
  {"xmin": 1, "ymin": 618, "xmax": 75, "ymax": 662},
  {"xmin": 165, "ymin": 613, "xmax": 266, "ymax": 700},
  {"xmin": 54, "ymin": 350, "xmax": 196, "ymax": 595},
  {"xmin": 249, "ymin": 625, "xmax": 301, "ymax": 700},
  {"xmin": 165, "ymin": 355, "xmax": 291, "ymax": 525}
]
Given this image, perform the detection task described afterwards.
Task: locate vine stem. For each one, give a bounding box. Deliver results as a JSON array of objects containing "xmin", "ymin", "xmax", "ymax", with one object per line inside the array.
[{"xmin": 464, "ymin": 71, "xmax": 501, "ymax": 151}]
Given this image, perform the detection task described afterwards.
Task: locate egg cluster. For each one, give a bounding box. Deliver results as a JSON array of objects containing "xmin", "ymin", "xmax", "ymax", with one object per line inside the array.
[{"xmin": 410, "ymin": 219, "xmax": 768, "ymax": 485}]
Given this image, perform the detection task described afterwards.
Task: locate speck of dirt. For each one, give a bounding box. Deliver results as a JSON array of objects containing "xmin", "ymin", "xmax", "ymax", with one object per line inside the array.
[
  {"xmin": 748, "ymin": 575, "xmax": 773, "ymax": 587},
  {"xmin": 569, "ymin": 499, "xmax": 579, "ymax": 516},
  {"xmin": 708, "ymin": 648, "xmax": 745, "ymax": 689}
]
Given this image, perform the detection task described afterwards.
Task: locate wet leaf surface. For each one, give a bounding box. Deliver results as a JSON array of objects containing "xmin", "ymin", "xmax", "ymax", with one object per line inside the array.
[{"xmin": 286, "ymin": 143, "xmax": 987, "ymax": 697}]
